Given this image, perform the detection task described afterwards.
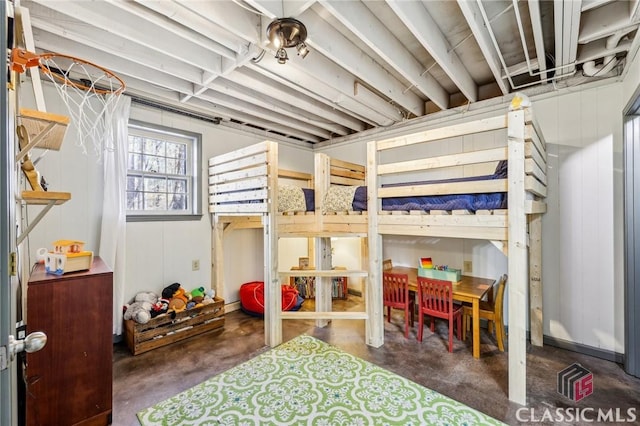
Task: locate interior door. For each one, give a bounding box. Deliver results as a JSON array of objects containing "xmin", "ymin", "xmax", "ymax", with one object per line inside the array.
[
  {"xmin": 624, "ymin": 92, "xmax": 640, "ymax": 378},
  {"xmin": 1, "ymin": 1, "xmax": 18, "ymax": 424}
]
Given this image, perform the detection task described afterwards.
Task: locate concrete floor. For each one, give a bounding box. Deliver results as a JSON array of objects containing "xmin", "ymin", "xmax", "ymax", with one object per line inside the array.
[{"xmin": 113, "ymin": 297, "xmax": 640, "ymax": 425}]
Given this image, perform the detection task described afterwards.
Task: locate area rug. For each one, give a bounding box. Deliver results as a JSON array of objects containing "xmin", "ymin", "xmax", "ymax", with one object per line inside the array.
[{"xmin": 137, "ymin": 334, "xmax": 504, "ymax": 425}]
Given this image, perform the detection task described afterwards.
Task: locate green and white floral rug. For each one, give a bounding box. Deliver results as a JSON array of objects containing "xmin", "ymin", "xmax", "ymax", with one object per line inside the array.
[{"xmin": 137, "ymin": 334, "xmax": 504, "ymax": 425}]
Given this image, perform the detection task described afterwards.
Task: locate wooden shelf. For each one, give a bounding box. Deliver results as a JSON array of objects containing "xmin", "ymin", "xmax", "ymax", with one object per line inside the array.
[
  {"xmin": 21, "ymin": 190, "xmax": 71, "ymax": 205},
  {"xmin": 18, "ymin": 191, "xmax": 71, "ymax": 245},
  {"xmin": 280, "ymin": 269, "xmax": 367, "ymax": 278},
  {"xmin": 19, "ymin": 108, "xmax": 69, "ymax": 150}
]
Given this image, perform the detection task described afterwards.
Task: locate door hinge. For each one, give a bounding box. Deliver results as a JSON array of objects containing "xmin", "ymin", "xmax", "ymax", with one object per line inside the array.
[
  {"xmin": 10, "ymin": 252, "xmax": 17, "ymax": 276},
  {"xmin": 0, "ymin": 345, "xmax": 7, "ymax": 371}
]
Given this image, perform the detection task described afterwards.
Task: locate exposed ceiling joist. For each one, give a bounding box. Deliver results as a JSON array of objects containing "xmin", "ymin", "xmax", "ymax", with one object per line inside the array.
[
  {"xmin": 457, "ymin": 0, "xmax": 510, "ymax": 95},
  {"xmin": 300, "ymin": 7, "xmax": 424, "ymax": 116},
  {"xmin": 386, "ymin": 0, "xmax": 478, "ymax": 103},
  {"xmin": 320, "ymin": 0, "xmax": 449, "ymax": 110}
]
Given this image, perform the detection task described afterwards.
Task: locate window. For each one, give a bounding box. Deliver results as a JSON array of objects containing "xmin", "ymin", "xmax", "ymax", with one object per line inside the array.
[{"xmin": 126, "ymin": 120, "xmax": 202, "ymax": 221}]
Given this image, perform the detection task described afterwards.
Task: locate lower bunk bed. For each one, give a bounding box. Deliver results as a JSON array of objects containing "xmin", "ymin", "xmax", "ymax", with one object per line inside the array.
[{"xmin": 365, "ymin": 100, "xmax": 547, "ymax": 405}]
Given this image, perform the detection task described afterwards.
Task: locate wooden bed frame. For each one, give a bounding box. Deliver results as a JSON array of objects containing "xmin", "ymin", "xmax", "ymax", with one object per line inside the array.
[
  {"xmin": 366, "ymin": 103, "xmax": 546, "ymax": 405},
  {"xmin": 208, "ymin": 141, "xmax": 370, "ymax": 347}
]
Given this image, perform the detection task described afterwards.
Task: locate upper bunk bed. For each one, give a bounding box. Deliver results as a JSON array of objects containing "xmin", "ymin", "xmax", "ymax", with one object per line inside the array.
[
  {"xmin": 366, "ymin": 106, "xmax": 546, "ymax": 244},
  {"xmin": 208, "ymin": 141, "xmax": 368, "ymax": 237},
  {"xmin": 365, "ymin": 98, "xmax": 546, "ymax": 405}
]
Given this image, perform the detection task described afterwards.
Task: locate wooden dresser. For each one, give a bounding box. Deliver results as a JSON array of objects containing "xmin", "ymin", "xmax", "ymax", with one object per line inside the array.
[{"xmin": 25, "ymin": 256, "xmax": 113, "ymax": 426}]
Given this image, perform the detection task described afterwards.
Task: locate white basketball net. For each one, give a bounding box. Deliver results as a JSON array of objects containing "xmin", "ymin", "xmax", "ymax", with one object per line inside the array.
[{"xmin": 38, "ymin": 54, "xmax": 125, "ymax": 161}]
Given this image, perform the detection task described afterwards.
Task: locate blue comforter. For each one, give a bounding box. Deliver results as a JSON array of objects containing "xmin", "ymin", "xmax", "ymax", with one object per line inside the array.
[{"xmin": 352, "ymin": 160, "xmax": 508, "ymax": 212}]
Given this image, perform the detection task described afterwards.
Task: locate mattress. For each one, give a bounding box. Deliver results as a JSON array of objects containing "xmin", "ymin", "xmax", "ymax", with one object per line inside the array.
[{"xmin": 352, "ymin": 160, "xmax": 508, "ymax": 212}]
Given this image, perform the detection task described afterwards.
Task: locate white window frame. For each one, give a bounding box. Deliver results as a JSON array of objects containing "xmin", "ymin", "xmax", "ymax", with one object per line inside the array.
[{"xmin": 126, "ymin": 120, "xmax": 202, "ymax": 222}]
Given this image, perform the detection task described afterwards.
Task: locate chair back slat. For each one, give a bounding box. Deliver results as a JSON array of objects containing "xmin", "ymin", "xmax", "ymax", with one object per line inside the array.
[
  {"xmin": 417, "ymin": 277, "xmax": 454, "ymax": 317},
  {"xmin": 494, "ymin": 274, "xmax": 508, "ymax": 313},
  {"xmin": 383, "ymin": 272, "xmax": 410, "ymax": 305}
]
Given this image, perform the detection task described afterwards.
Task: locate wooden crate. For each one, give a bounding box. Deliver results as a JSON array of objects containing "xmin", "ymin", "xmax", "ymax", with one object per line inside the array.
[{"xmin": 125, "ymin": 297, "xmax": 225, "ymax": 355}]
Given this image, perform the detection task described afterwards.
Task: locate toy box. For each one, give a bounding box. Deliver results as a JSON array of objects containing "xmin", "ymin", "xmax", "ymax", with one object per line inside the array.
[
  {"xmin": 125, "ymin": 297, "xmax": 225, "ymax": 355},
  {"xmin": 418, "ymin": 266, "xmax": 461, "ymax": 282}
]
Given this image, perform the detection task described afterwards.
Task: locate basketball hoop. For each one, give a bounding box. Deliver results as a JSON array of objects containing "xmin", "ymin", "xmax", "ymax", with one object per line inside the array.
[{"xmin": 11, "ymin": 48, "xmax": 126, "ymax": 160}]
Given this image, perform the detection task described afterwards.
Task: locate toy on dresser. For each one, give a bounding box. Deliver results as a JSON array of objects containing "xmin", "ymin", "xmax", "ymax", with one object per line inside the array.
[{"xmin": 45, "ymin": 239, "xmax": 93, "ymax": 275}]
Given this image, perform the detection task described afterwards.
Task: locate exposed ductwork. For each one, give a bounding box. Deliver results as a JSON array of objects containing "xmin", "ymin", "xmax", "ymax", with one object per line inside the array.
[{"xmin": 582, "ymin": 28, "xmax": 636, "ymax": 77}]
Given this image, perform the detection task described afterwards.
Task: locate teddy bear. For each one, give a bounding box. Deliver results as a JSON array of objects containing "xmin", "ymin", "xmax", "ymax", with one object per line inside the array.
[
  {"xmin": 124, "ymin": 300, "xmax": 153, "ymax": 324},
  {"xmin": 123, "ymin": 291, "xmax": 159, "ymax": 324}
]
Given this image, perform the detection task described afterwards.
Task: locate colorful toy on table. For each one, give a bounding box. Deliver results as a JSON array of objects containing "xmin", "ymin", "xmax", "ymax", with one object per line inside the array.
[{"xmin": 420, "ymin": 257, "xmax": 433, "ymax": 269}]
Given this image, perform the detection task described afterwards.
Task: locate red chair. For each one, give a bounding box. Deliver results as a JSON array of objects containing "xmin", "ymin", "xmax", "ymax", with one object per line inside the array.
[
  {"xmin": 417, "ymin": 277, "xmax": 463, "ymax": 352},
  {"xmin": 382, "ymin": 272, "xmax": 414, "ymax": 338}
]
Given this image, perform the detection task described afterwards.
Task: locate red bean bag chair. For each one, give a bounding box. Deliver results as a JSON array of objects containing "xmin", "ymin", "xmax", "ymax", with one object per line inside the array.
[{"xmin": 240, "ymin": 281, "xmax": 304, "ymax": 317}]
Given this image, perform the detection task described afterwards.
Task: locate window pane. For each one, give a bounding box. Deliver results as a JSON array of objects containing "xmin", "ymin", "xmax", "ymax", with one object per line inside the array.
[
  {"xmin": 168, "ymin": 178, "xmax": 187, "ymax": 193},
  {"xmin": 166, "ymin": 158, "xmax": 186, "ymax": 175},
  {"xmin": 129, "ymin": 136, "xmax": 143, "ymax": 153},
  {"xmin": 143, "ymin": 155, "xmax": 166, "ymax": 174},
  {"xmin": 168, "ymin": 193, "xmax": 187, "ymax": 210},
  {"xmin": 144, "ymin": 177, "xmax": 166, "ymax": 193},
  {"xmin": 144, "ymin": 138, "xmax": 164, "ymax": 156},
  {"xmin": 144, "ymin": 193, "xmax": 166, "ymax": 210},
  {"xmin": 127, "ymin": 192, "xmax": 143, "ymax": 210},
  {"xmin": 128, "ymin": 153, "xmax": 142, "ymax": 171},
  {"xmin": 127, "ymin": 176, "xmax": 142, "ymax": 192}
]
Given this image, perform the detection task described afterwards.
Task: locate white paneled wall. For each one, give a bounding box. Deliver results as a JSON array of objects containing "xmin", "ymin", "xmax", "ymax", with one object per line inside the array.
[{"xmin": 534, "ymin": 84, "xmax": 623, "ymax": 353}]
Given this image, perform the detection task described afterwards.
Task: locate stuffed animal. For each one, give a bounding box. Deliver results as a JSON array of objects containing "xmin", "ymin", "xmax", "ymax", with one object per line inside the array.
[
  {"xmin": 162, "ymin": 282, "xmax": 181, "ymax": 300},
  {"xmin": 168, "ymin": 287, "xmax": 188, "ymax": 312},
  {"xmin": 150, "ymin": 298, "xmax": 170, "ymax": 318},
  {"xmin": 123, "ymin": 300, "xmax": 153, "ymax": 324},
  {"xmin": 135, "ymin": 291, "xmax": 158, "ymax": 305},
  {"xmin": 201, "ymin": 288, "xmax": 215, "ymax": 305},
  {"xmin": 190, "ymin": 287, "xmax": 205, "ymax": 304}
]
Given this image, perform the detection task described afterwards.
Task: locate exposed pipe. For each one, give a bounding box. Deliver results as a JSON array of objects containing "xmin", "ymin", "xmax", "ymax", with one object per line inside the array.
[
  {"xmin": 582, "ymin": 29, "xmax": 634, "ymax": 77},
  {"xmin": 477, "ymin": 0, "xmax": 576, "ymax": 91}
]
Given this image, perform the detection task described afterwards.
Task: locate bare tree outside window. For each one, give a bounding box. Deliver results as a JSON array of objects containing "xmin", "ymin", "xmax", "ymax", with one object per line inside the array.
[{"xmin": 126, "ymin": 121, "xmax": 202, "ymax": 221}]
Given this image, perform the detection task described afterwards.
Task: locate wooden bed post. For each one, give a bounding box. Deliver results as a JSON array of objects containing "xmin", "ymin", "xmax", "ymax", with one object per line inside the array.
[
  {"xmin": 264, "ymin": 142, "xmax": 281, "ymax": 347},
  {"xmin": 211, "ymin": 216, "xmax": 224, "ymax": 303},
  {"xmin": 315, "ymin": 153, "xmax": 330, "ymax": 231},
  {"xmin": 507, "ymin": 108, "xmax": 527, "ymax": 405},
  {"xmin": 367, "ymin": 141, "xmax": 384, "ymax": 347},
  {"xmin": 529, "ymin": 213, "xmax": 543, "ymax": 346},
  {"xmin": 315, "ymin": 237, "xmax": 332, "ymax": 328}
]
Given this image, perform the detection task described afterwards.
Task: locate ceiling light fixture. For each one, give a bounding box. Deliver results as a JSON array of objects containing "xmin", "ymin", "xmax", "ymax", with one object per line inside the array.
[{"xmin": 267, "ymin": 17, "xmax": 310, "ymax": 64}]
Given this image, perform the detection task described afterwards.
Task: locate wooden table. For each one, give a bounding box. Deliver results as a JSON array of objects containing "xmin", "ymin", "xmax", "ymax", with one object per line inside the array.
[{"xmin": 388, "ymin": 266, "xmax": 494, "ymax": 358}]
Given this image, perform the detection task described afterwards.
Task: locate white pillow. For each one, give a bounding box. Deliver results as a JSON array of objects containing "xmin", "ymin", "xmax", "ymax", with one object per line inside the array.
[
  {"xmin": 278, "ymin": 185, "xmax": 307, "ymax": 212},
  {"xmin": 322, "ymin": 186, "xmax": 358, "ymax": 213}
]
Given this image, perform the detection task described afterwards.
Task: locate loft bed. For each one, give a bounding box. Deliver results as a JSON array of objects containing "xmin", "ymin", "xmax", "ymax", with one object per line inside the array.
[
  {"xmin": 366, "ymin": 100, "xmax": 546, "ymax": 404},
  {"xmin": 208, "ymin": 141, "xmax": 370, "ymax": 348},
  {"xmin": 208, "ymin": 143, "xmax": 367, "ymax": 237}
]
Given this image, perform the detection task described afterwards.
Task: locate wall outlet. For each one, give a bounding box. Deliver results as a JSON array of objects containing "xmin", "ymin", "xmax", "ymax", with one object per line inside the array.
[
  {"xmin": 463, "ymin": 260, "xmax": 472, "ymax": 273},
  {"xmin": 192, "ymin": 259, "xmax": 200, "ymax": 271}
]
